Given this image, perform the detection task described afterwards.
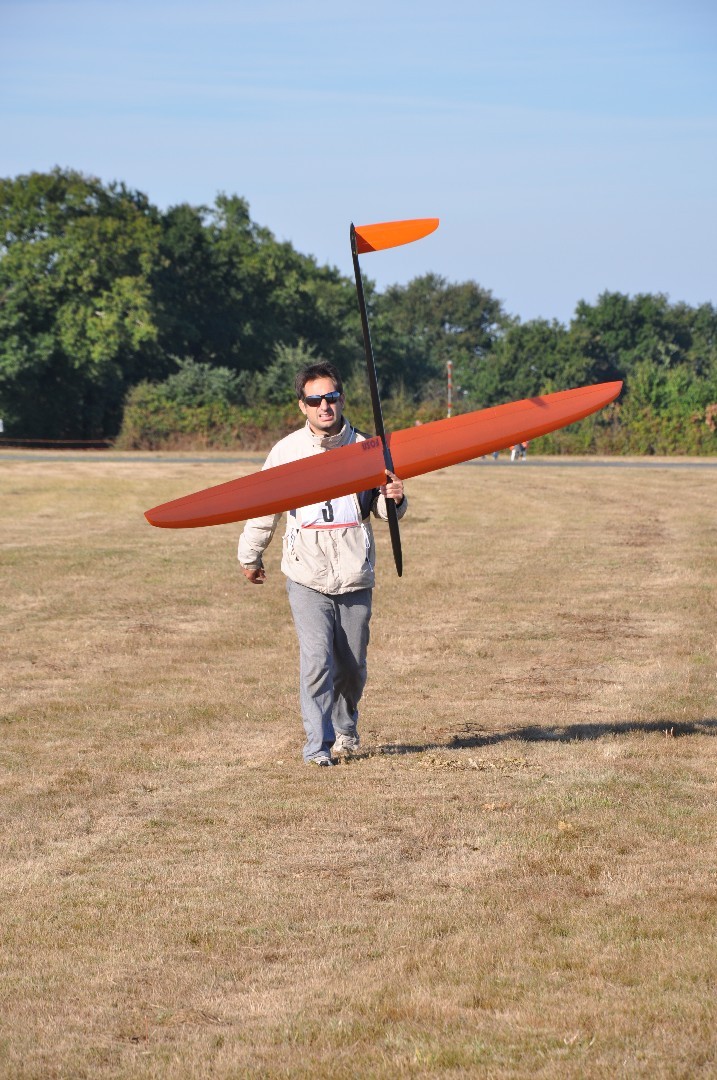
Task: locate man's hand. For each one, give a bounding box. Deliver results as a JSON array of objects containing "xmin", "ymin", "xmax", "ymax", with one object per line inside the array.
[
  {"xmin": 242, "ymin": 567, "xmax": 266, "ymax": 585},
  {"xmin": 381, "ymin": 469, "xmax": 404, "ymax": 505}
]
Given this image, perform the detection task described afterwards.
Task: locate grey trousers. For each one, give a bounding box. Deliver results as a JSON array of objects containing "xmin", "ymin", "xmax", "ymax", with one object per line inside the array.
[{"xmin": 286, "ymin": 579, "xmax": 372, "ymax": 762}]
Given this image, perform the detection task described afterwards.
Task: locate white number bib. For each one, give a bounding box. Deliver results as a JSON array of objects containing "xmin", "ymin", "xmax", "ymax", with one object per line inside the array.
[{"xmin": 298, "ymin": 495, "xmax": 360, "ymax": 529}]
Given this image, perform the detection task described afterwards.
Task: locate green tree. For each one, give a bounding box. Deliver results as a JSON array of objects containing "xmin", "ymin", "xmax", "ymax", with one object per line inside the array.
[
  {"xmin": 373, "ymin": 274, "xmax": 507, "ymax": 404},
  {"xmin": 156, "ymin": 357, "xmax": 244, "ymax": 407},
  {"xmin": 568, "ymin": 291, "xmax": 693, "ymax": 385},
  {"xmin": 251, "ymin": 340, "xmax": 319, "ymax": 405},
  {"xmin": 151, "ymin": 203, "xmax": 220, "ymax": 366},
  {"xmin": 0, "ymin": 168, "xmax": 162, "ymax": 437},
  {"xmin": 464, "ymin": 317, "xmax": 575, "ymax": 406},
  {"xmin": 204, "ymin": 194, "xmax": 360, "ymax": 376}
]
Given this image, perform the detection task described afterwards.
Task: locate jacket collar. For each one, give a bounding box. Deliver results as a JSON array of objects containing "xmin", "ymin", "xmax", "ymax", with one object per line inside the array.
[{"xmin": 304, "ymin": 418, "xmax": 353, "ymax": 450}]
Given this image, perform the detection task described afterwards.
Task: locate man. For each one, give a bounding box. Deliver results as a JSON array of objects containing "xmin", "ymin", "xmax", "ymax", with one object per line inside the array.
[{"xmin": 238, "ymin": 361, "xmax": 406, "ymax": 766}]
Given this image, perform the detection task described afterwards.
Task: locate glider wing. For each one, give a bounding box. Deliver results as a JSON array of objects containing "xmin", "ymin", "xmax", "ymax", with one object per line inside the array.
[{"xmin": 144, "ymin": 381, "xmax": 622, "ymax": 529}]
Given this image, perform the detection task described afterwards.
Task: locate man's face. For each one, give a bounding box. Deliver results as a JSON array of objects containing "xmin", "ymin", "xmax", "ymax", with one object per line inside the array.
[{"xmin": 298, "ymin": 377, "xmax": 345, "ymax": 436}]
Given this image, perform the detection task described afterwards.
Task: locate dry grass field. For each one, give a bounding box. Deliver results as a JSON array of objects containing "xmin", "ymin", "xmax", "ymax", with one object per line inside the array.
[{"xmin": 1, "ymin": 452, "xmax": 716, "ymax": 1079}]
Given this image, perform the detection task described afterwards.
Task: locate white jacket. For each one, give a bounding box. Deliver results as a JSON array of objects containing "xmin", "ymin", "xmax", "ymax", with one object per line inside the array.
[{"xmin": 238, "ymin": 420, "xmax": 407, "ymax": 594}]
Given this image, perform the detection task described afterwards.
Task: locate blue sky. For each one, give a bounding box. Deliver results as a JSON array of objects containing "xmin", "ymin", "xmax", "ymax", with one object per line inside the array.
[{"xmin": 1, "ymin": 0, "xmax": 715, "ymax": 324}]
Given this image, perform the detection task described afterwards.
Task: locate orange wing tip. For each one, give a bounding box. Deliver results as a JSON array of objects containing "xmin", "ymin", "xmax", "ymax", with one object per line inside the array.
[{"xmin": 354, "ymin": 217, "xmax": 439, "ymax": 254}]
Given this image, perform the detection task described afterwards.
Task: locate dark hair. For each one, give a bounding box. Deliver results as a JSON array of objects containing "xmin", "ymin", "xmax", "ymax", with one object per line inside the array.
[{"xmin": 295, "ymin": 361, "xmax": 344, "ymax": 400}]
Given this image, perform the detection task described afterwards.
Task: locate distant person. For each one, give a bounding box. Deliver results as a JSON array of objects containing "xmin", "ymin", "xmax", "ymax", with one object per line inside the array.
[{"xmin": 238, "ymin": 362, "xmax": 407, "ymax": 767}]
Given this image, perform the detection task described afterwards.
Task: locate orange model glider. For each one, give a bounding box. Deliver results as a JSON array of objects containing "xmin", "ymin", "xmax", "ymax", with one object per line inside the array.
[{"xmin": 145, "ymin": 217, "xmax": 622, "ymax": 575}]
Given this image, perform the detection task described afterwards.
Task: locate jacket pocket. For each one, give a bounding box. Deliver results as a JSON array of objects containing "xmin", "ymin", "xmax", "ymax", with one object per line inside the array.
[
  {"xmin": 282, "ymin": 529, "xmax": 329, "ymax": 590},
  {"xmin": 336, "ymin": 528, "xmax": 375, "ymax": 590}
]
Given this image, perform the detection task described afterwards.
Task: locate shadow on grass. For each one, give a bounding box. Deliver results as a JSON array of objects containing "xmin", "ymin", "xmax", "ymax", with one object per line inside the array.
[{"xmin": 376, "ymin": 718, "xmax": 717, "ymax": 756}]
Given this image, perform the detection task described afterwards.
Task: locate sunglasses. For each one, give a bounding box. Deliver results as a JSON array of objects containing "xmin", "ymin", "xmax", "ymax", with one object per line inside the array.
[{"xmin": 303, "ymin": 390, "xmax": 342, "ymax": 407}]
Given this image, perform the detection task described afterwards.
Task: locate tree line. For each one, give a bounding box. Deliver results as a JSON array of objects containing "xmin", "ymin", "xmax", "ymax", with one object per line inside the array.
[{"xmin": 1, "ymin": 168, "xmax": 715, "ymax": 453}]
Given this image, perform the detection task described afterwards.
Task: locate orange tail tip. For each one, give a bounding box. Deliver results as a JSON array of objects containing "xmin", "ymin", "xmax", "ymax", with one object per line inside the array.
[{"xmin": 354, "ymin": 217, "xmax": 439, "ymax": 254}]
